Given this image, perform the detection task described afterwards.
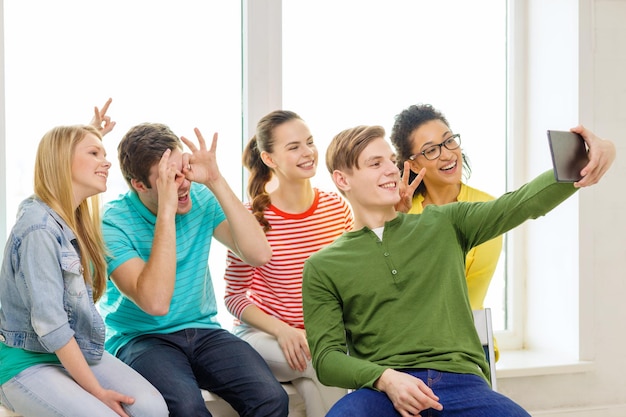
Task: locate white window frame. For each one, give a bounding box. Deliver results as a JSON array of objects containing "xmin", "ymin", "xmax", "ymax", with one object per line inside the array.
[
  {"xmin": 0, "ymin": 0, "xmax": 595, "ymax": 378},
  {"xmin": 241, "ymin": 0, "xmax": 595, "ymax": 377},
  {"xmin": 243, "ymin": 0, "xmax": 520, "ymax": 348},
  {"xmin": 496, "ymin": 0, "xmax": 595, "ymax": 377}
]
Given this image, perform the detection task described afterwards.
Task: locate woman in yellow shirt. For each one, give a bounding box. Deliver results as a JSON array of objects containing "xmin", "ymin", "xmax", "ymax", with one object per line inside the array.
[{"xmin": 390, "ymin": 104, "xmax": 502, "ymax": 358}]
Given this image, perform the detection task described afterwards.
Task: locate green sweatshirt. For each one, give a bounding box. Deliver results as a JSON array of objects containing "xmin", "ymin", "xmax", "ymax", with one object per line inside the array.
[{"xmin": 303, "ymin": 170, "xmax": 577, "ymax": 390}]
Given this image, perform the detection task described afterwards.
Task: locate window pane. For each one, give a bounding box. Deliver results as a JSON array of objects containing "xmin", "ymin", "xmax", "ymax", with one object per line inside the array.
[
  {"xmin": 282, "ymin": 0, "xmax": 507, "ymax": 329},
  {"xmin": 3, "ymin": 0, "xmax": 242, "ymax": 326}
]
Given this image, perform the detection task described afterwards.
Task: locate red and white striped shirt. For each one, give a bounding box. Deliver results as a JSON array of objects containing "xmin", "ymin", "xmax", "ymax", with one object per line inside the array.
[{"xmin": 224, "ymin": 189, "xmax": 354, "ymax": 329}]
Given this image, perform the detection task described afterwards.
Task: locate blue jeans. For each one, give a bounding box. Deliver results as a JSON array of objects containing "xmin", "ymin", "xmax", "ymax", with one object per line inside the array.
[
  {"xmin": 117, "ymin": 328, "xmax": 289, "ymax": 417},
  {"xmin": 0, "ymin": 351, "xmax": 167, "ymax": 417},
  {"xmin": 327, "ymin": 370, "xmax": 531, "ymax": 417}
]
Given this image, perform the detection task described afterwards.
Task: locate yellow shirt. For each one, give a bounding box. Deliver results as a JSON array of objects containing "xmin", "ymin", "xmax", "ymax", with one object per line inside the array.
[{"xmin": 409, "ymin": 183, "xmax": 503, "ymax": 359}]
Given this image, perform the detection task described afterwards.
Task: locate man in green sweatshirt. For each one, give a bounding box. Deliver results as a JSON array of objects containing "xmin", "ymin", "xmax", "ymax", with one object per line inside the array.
[{"xmin": 303, "ymin": 124, "xmax": 615, "ymax": 417}]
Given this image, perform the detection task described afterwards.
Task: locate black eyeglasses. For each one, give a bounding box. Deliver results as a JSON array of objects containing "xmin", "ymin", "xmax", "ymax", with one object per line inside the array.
[{"xmin": 408, "ymin": 134, "xmax": 461, "ymax": 161}]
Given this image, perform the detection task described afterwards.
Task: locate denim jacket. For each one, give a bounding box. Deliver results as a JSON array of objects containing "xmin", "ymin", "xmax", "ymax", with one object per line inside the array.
[{"xmin": 0, "ymin": 197, "xmax": 105, "ymax": 362}]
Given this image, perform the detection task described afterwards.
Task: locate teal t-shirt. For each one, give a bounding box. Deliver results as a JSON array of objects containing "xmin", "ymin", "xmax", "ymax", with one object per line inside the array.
[
  {"xmin": 99, "ymin": 183, "xmax": 226, "ymax": 355},
  {"xmin": 0, "ymin": 343, "xmax": 59, "ymax": 385}
]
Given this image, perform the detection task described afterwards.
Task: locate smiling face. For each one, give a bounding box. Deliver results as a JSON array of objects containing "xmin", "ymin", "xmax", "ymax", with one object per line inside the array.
[
  {"xmin": 408, "ymin": 119, "xmax": 463, "ymax": 189},
  {"xmin": 261, "ymin": 118, "xmax": 318, "ymax": 183},
  {"xmin": 71, "ymin": 133, "xmax": 110, "ymax": 205},
  {"xmin": 337, "ymin": 136, "xmax": 401, "ymax": 211}
]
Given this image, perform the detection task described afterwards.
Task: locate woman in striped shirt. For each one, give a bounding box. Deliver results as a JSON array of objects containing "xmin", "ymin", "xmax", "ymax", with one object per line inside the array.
[{"xmin": 224, "ymin": 110, "xmax": 353, "ymax": 417}]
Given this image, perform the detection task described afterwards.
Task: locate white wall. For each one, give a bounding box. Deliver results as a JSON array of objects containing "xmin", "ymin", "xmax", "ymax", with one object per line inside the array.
[{"xmin": 500, "ymin": 1, "xmax": 626, "ymax": 415}]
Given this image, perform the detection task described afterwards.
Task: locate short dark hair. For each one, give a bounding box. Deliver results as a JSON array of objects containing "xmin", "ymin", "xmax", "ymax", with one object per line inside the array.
[{"xmin": 117, "ymin": 123, "xmax": 182, "ymax": 189}]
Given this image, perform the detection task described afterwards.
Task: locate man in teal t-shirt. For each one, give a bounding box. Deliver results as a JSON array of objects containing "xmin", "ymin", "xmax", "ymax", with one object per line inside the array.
[
  {"xmin": 303, "ymin": 124, "xmax": 615, "ymax": 417},
  {"xmin": 99, "ymin": 123, "xmax": 288, "ymax": 417}
]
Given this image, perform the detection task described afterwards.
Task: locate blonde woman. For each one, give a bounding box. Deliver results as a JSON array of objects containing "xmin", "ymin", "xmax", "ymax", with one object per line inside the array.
[{"xmin": 0, "ymin": 118, "xmax": 167, "ymax": 417}]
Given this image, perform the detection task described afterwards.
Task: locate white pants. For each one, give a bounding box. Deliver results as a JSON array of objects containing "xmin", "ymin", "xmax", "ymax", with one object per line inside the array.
[{"xmin": 234, "ymin": 324, "xmax": 346, "ymax": 417}]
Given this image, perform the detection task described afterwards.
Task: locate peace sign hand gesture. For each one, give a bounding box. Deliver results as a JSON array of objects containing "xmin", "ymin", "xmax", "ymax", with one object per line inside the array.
[{"xmin": 395, "ymin": 163, "xmax": 425, "ymax": 213}]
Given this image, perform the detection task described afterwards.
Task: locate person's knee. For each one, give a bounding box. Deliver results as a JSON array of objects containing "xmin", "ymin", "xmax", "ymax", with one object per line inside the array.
[
  {"xmin": 266, "ymin": 384, "xmax": 290, "ymax": 416},
  {"xmin": 326, "ymin": 389, "xmax": 392, "ymax": 417},
  {"xmin": 165, "ymin": 393, "xmax": 210, "ymax": 417},
  {"xmin": 126, "ymin": 390, "xmax": 169, "ymax": 417},
  {"xmin": 327, "ymin": 399, "xmax": 366, "ymax": 417},
  {"xmin": 249, "ymin": 383, "xmax": 289, "ymax": 417},
  {"xmin": 155, "ymin": 383, "xmax": 210, "ymax": 417}
]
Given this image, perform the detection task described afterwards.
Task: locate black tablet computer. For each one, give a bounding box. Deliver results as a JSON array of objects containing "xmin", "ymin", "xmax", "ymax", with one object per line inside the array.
[{"xmin": 547, "ymin": 130, "xmax": 589, "ymax": 182}]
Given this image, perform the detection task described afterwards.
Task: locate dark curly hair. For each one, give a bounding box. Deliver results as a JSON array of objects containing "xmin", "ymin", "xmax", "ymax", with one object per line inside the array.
[{"xmin": 390, "ymin": 104, "xmax": 471, "ymax": 197}]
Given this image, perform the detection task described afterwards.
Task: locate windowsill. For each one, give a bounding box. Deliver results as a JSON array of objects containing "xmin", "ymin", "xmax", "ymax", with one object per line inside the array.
[{"xmin": 496, "ymin": 349, "xmax": 595, "ymax": 379}]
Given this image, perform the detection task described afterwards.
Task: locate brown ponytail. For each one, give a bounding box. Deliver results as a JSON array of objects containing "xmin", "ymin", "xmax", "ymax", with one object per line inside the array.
[
  {"xmin": 243, "ymin": 136, "xmax": 272, "ymax": 231},
  {"xmin": 243, "ymin": 110, "xmax": 303, "ymax": 232}
]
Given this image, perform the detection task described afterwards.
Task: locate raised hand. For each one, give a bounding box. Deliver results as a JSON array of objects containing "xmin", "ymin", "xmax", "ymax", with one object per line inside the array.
[
  {"xmin": 395, "ymin": 163, "xmax": 426, "ymax": 213},
  {"xmin": 572, "ymin": 125, "xmax": 616, "ymax": 188},
  {"xmin": 180, "ymin": 128, "xmax": 222, "ymax": 188},
  {"xmin": 90, "ymin": 98, "xmax": 116, "ymax": 136},
  {"xmin": 155, "ymin": 148, "xmax": 186, "ymax": 216}
]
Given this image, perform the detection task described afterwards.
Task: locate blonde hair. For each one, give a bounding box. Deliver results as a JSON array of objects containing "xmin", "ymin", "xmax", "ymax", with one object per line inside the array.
[
  {"xmin": 34, "ymin": 125, "xmax": 107, "ymax": 301},
  {"xmin": 326, "ymin": 125, "xmax": 386, "ymax": 174}
]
